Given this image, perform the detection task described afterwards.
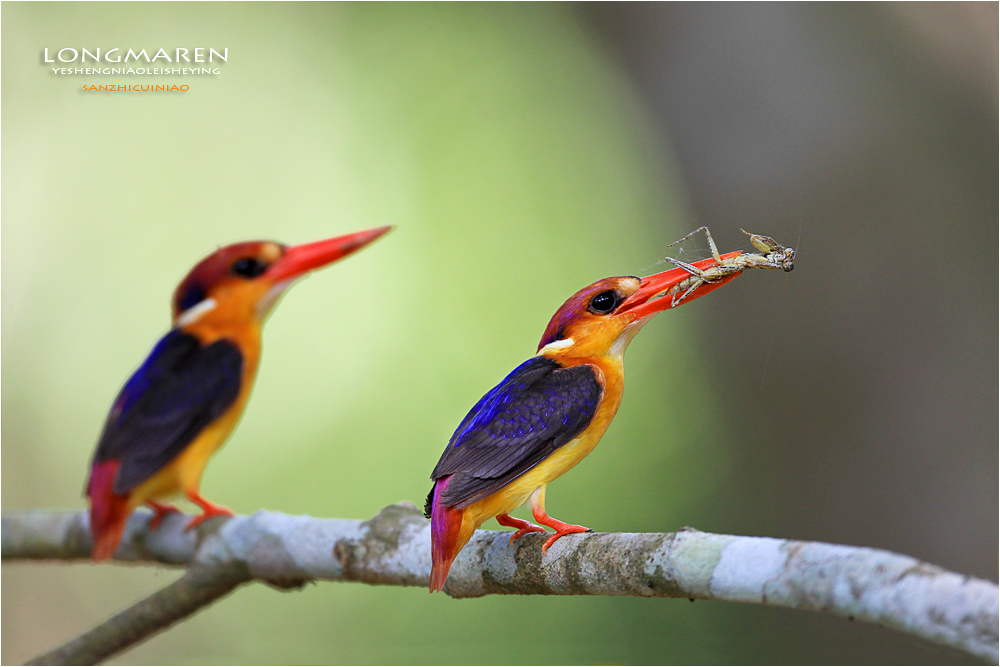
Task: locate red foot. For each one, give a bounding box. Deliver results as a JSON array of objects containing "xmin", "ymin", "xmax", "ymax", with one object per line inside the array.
[
  {"xmin": 145, "ymin": 500, "xmax": 181, "ymax": 530},
  {"xmin": 496, "ymin": 513, "xmax": 547, "ymax": 544},
  {"xmin": 184, "ymin": 491, "xmax": 234, "ymax": 530},
  {"xmin": 532, "ymin": 506, "xmax": 589, "ymax": 553}
]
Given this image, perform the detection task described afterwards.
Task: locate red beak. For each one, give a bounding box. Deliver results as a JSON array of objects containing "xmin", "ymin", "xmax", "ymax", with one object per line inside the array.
[
  {"xmin": 266, "ymin": 225, "xmax": 392, "ymax": 282},
  {"xmin": 620, "ymin": 250, "xmax": 744, "ymax": 320}
]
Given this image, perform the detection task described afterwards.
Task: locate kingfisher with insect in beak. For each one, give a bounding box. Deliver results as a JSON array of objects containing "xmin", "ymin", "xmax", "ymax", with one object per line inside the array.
[
  {"xmin": 86, "ymin": 225, "xmax": 392, "ymax": 560},
  {"xmin": 425, "ymin": 250, "xmax": 752, "ymax": 592}
]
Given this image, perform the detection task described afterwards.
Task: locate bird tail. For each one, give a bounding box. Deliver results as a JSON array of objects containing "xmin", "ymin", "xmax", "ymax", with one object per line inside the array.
[
  {"xmin": 428, "ymin": 477, "xmax": 466, "ymax": 593},
  {"xmin": 87, "ymin": 460, "xmax": 131, "ymax": 560}
]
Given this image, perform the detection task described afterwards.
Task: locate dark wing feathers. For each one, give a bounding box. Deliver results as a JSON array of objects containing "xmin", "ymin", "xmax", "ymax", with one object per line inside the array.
[
  {"xmin": 431, "ymin": 356, "xmax": 603, "ymax": 509},
  {"xmin": 92, "ymin": 329, "xmax": 244, "ymax": 494}
]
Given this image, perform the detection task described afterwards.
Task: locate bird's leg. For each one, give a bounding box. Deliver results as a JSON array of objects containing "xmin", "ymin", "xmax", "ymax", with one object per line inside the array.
[
  {"xmin": 184, "ymin": 490, "xmax": 234, "ymax": 529},
  {"xmin": 529, "ymin": 487, "xmax": 590, "ymax": 553},
  {"xmin": 495, "ymin": 513, "xmax": 546, "ymax": 544},
  {"xmin": 532, "ymin": 508, "xmax": 590, "ymax": 553},
  {"xmin": 145, "ymin": 500, "xmax": 181, "ymax": 529}
]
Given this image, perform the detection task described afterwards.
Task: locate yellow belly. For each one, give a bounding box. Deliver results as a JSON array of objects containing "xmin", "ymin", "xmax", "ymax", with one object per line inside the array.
[{"xmin": 127, "ymin": 404, "xmax": 247, "ymax": 507}]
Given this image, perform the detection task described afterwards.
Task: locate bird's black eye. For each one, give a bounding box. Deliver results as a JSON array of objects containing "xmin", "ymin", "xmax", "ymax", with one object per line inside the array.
[
  {"xmin": 588, "ymin": 290, "xmax": 618, "ymax": 314},
  {"xmin": 231, "ymin": 257, "xmax": 268, "ymax": 278}
]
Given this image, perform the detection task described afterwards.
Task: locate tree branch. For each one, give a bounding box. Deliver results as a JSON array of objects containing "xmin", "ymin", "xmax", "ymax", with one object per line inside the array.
[
  {"xmin": 4, "ymin": 505, "xmax": 997, "ymax": 664},
  {"xmin": 23, "ymin": 564, "xmax": 250, "ymax": 666}
]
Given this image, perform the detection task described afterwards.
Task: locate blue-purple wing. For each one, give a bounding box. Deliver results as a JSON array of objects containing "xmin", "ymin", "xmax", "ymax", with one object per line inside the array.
[
  {"xmin": 429, "ymin": 356, "xmax": 603, "ymax": 510},
  {"xmin": 91, "ymin": 329, "xmax": 243, "ymax": 494}
]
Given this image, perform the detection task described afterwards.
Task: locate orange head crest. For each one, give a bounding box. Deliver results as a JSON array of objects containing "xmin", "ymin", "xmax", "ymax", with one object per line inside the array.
[
  {"xmin": 537, "ymin": 276, "xmax": 643, "ymax": 358},
  {"xmin": 536, "ymin": 261, "xmax": 737, "ymax": 360}
]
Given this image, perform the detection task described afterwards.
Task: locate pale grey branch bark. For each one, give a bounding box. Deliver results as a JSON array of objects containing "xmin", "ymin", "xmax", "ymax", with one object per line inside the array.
[{"xmin": 3, "ymin": 505, "xmax": 997, "ymax": 664}]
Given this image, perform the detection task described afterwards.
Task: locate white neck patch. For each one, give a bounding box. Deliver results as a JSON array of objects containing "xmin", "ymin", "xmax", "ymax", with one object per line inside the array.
[
  {"xmin": 175, "ymin": 297, "xmax": 218, "ymax": 327},
  {"xmin": 537, "ymin": 337, "xmax": 575, "ymax": 355}
]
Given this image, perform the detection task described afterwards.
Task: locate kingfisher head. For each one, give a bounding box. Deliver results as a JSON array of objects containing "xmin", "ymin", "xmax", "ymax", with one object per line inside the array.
[
  {"xmin": 536, "ymin": 258, "xmax": 741, "ymax": 360},
  {"xmin": 171, "ymin": 226, "xmax": 391, "ymax": 328}
]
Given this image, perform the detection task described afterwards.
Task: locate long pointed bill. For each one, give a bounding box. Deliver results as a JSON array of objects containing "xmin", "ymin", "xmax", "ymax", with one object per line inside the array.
[
  {"xmin": 266, "ymin": 225, "xmax": 392, "ymax": 282},
  {"xmin": 620, "ymin": 250, "xmax": 744, "ymax": 320}
]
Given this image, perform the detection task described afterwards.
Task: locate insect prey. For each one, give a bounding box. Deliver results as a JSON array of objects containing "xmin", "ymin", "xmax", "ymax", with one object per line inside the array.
[{"xmin": 658, "ymin": 227, "xmax": 795, "ymax": 306}]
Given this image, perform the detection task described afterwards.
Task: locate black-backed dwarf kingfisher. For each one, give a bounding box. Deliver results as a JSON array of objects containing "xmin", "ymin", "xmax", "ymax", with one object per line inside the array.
[
  {"xmin": 86, "ymin": 225, "xmax": 391, "ymax": 560},
  {"xmin": 425, "ymin": 251, "xmax": 746, "ymax": 592}
]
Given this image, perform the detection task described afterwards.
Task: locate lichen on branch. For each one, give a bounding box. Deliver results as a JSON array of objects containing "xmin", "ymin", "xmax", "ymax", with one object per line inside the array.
[{"xmin": 3, "ymin": 505, "xmax": 997, "ymax": 664}]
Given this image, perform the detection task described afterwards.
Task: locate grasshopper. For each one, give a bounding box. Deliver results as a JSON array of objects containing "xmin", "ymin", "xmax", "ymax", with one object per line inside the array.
[{"xmin": 661, "ymin": 227, "xmax": 795, "ymax": 306}]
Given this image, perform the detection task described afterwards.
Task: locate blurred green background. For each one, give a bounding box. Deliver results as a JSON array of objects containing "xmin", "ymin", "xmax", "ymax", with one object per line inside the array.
[{"xmin": 2, "ymin": 3, "xmax": 995, "ymax": 664}]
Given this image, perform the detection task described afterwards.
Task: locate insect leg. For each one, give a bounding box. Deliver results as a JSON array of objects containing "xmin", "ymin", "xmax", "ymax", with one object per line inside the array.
[
  {"xmin": 664, "ymin": 256, "xmax": 707, "ymax": 277},
  {"xmin": 671, "ymin": 279, "xmax": 704, "ymax": 307},
  {"xmin": 667, "ymin": 226, "xmax": 723, "ymax": 263}
]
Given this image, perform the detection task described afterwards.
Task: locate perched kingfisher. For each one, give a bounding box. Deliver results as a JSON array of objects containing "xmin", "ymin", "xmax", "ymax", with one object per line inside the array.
[
  {"xmin": 425, "ymin": 252, "xmax": 746, "ymax": 592},
  {"xmin": 86, "ymin": 226, "xmax": 391, "ymax": 560}
]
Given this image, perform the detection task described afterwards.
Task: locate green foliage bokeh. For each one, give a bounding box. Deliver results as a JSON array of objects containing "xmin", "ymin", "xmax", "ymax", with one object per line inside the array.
[{"xmin": 2, "ymin": 4, "xmax": 745, "ymax": 664}]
